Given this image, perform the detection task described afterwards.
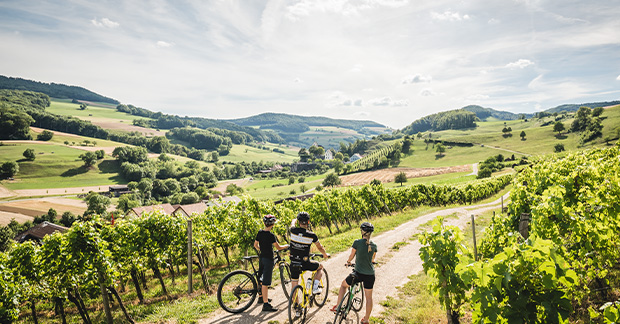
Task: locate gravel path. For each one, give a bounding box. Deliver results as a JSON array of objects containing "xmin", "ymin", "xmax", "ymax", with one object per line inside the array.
[{"xmin": 198, "ymin": 193, "xmax": 510, "ymax": 324}]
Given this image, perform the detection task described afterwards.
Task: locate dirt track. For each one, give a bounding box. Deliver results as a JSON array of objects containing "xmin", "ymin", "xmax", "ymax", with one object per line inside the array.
[
  {"xmin": 199, "ymin": 193, "xmax": 510, "ymax": 324},
  {"xmin": 339, "ymin": 165, "xmax": 471, "ymax": 186}
]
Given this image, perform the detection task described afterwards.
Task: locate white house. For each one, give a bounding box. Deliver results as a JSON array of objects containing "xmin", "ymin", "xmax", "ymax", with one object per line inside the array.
[
  {"xmin": 324, "ymin": 150, "xmax": 333, "ymax": 160},
  {"xmin": 350, "ymin": 153, "xmax": 363, "ymax": 162}
]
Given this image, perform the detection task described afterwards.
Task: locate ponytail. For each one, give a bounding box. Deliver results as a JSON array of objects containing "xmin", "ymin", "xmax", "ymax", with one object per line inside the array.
[{"xmin": 362, "ymin": 231, "xmax": 372, "ymax": 253}]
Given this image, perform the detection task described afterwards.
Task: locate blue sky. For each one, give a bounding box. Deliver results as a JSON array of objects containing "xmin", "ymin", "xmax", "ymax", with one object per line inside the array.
[{"xmin": 1, "ymin": 0, "xmax": 619, "ymax": 129}]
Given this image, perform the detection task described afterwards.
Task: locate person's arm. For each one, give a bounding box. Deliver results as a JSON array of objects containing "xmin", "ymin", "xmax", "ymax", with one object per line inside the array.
[
  {"xmin": 290, "ymin": 218, "xmax": 297, "ymax": 228},
  {"xmin": 274, "ymin": 241, "xmax": 289, "ymax": 251},
  {"xmin": 371, "ymin": 251, "xmax": 376, "ymax": 263},
  {"xmin": 314, "ymin": 241, "xmax": 330, "ymax": 259},
  {"xmin": 346, "ymin": 248, "xmax": 356, "ymax": 265},
  {"xmin": 253, "ymin": 240, "xmax": 260, "ymax": 253}
]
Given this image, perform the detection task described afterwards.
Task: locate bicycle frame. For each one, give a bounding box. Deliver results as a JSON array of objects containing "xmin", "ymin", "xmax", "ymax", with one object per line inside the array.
[{"xmin": 290, "ymin": 268, "xmax": 319, "ymax": 306}]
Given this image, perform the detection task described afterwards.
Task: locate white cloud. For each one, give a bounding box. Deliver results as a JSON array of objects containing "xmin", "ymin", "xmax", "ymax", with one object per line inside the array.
[
  {"xmin": 431, "ymin": 10, "xmax": 470, "ymax": 22},
  {"xmin": 156, "ymin": 41, "xmax": 172, "ymax": 48},
  {"xmin": 506, "ymin": 59, "xmax": 534, "ymax": 69},
  {"xmin": 420, "ymin": 88, "xmax": 437, "ymax": 97},
  {"xmin": 617, "ymin": 75, "xmax": 620, "ymax": 81},
  {"xmin": 402, "ymin": 74, "xmax": 432, "ymax": 84},
  {"xmin": 368, "ymin": 97, "xmax": 408, "ymax": 106},
  {"xmin": 285, "ymin": 0, "xmax": 410, "ymax": 21},
  {"xmin": 91, "ymin": 18, "xmax": 119, "ymax": 28},
  {"xmin": 488, "ymin": 18, "xmax": 500, "ymax": 25},
  {"xmin": 466, "ymin": 94, "xmax": 489, "ymax": 101}
]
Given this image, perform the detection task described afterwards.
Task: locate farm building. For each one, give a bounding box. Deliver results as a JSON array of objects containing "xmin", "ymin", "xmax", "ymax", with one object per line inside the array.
[
  {"xmin": 126, "ymin": 203, "xmax": 175, "ymax": 218},
  {"xmin": 109, "ymin": 185, "xmax": 131, "ymax": 197},
  {"xmin": 14, "ymin": 221, "xmax": 68, "ymax": 244},
  {"xmin": 173, "ymin": 202, "xmax": 208, "ymax": 218}
]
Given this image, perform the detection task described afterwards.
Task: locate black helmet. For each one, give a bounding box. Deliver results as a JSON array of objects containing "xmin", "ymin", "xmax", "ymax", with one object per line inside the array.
[
  {"xmin": 360, "ymin": 222, "xmax": 374, "ymax": 233},
  {"xmin": 297, "ymin": 211, "xmax": 310, "ymax": 223},
  {"xmin": 263, "ymin": 214, "xmax": 277, "ymax": 226}
]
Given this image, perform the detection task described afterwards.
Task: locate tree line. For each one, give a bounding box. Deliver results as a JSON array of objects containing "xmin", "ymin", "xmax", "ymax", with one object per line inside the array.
[
  {"xmin": 0, "ymin": 75, "xmax": 119, "ymax": 104},
  {"xmin": 400, "ymin": 109, "xmax": 478, "ymax": 135}
]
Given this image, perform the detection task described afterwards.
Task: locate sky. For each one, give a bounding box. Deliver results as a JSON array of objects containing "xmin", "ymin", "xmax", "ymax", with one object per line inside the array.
[{"xmin": 1, "ymin": 0, "xmax": 619, "ymax": 129}]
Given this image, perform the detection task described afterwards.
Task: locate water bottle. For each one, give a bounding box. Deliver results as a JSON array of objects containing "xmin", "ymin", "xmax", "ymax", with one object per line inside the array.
[{"xmin": 306, "ymin": 278, "xmax": 312, "ymax": 291}]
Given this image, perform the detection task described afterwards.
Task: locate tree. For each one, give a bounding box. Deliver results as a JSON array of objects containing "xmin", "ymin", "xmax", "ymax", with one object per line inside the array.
[
  {"xmin": 300, "ymin": 184, "xmax": 307, "ymax": 193},
  {"xmin": 333, "ymin": 160, "xmax": 344, "ymax": 174},
  {"xmin": 553, "ymin": 121, "xmax": 565, "ymax": 135},
  {"xmin": 288, "ymin": 176, "xmax": 296, "ymax": 185},
  {"xmin": 84, "ymin": 192, "xmax": 111, "ymax": 216},
  {"xmin": 36, "ymin": 130, "xmax": 54, "ymax": 141},
  {"xmin": 95, "ymin": 149, "xmax": 105, "ymax": 159},
  {"xmin": 1, "ymin": 161, "xmax": 19, "ymax": 179},
  {"xmin": 322, "ymin": 173, "xmax": 342, "ymax": 188},
  {"xmin": 554, "ymin": 143, "xmax": 565, "ymax": 153},
  {"xmin": 370, "ymin": 179, "xmax": 382, "ymax": 186},
  {"xmin": 0, "ymin": 226, "xmax": 14, "ymax": 252},
  {"xmin": 79, "ymin": 103, "xmax": 87, "ymax": 110},
  {"xmin": 395, "ymin": 172, "xmax": 407, "ymax": 186},
  {"xmin": 79, "ymin": 151, "xmax": 97, "ymax": 167},
  {"xmin": 436, "ymin": 143, "xmax": 446, "ymax": 156},
  {"xmin": 59, "ymin": 212, "xmax": 76, "ymax": 227},
  {"xmin": 520, "ymin": 131, "xmax": 526, "ymax": 140},
  {"xmin": 592, "ymin": 107, "xmax": 604, "ymax": 117},
  {"xmin": 226, "ymin": 183, "xmax": 243, "ymax": 196},
  {"xmin": 298, "ymin": 148, "xmax": 310, "ymax": 162},
  {"xmin": 0, "ymin": 106, "xmax": 34, "ymax": 140},
  {"xmin": 23, "ymin": 148, "xmax": 36, "ymax": 161},
  {"xmin": 334, "ymin": 152, "xmax": 344, "ymax": 160},
  {"xmin": 117, "ymin": 194, "xmax": 140, "ymax": 212}
]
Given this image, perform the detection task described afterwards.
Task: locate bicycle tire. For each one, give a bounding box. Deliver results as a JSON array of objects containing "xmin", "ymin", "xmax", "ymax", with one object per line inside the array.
[
  {"xmin": 280, "ymin": 262, "xmax": 292, "ymax": 299},
  {"xmin": 288, "ymin": 285, "xmax": 307, "ymax": 324},
  {"xmin": 217, "ymin": 270, "xmax": 258, "ymax": 313},
  {"xmin": 312, "ymin": 268, "xmax": 329, "ymax": 307},
  {"xmin": 333, "ymin": 290, "xmax": 351, "ymax": 324},
  {"xmin": 352, "ymin": 282, "xmax": 364, "ymax": 312}
]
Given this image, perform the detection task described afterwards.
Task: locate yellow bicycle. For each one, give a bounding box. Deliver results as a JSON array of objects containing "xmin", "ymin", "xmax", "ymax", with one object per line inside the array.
[{"xmin": 287, "ymin": 254, "xmax": 329, "ymax": 324}]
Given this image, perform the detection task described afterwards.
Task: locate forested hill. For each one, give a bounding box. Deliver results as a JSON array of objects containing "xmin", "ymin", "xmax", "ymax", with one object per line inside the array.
[
  {"xmin": 544, "ymin": 100, "xmax": 620, "ymax": 114},
  {"xmin": 462, "ymin": 105, "xmax": 532, "ymax": 121},
  {"xmin": 0, "ymin": 75, "xmax": 119, "ymax": 104},
  {"xmin": 226, "ymin": 112, "xmax": 385, "ymax": 133},
  {"xmin": 400, "ymin": 109, "xmax": 477, "ymax": 135}
]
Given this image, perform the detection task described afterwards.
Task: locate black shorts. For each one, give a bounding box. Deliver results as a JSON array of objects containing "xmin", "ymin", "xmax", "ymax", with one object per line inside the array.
[
  {"xmin": 290, "ymin": 260, "xmax": 320, "ymax": 280},
  {"xmin": 345, "ymin": 271, "xmax": 375, "ymax": 289}
]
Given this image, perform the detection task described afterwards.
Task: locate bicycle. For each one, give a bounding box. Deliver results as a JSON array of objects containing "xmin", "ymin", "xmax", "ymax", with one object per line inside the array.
[
  {"xmin": 217, "ymin": 247, "xmax": 292, "ymax": 313},
  {"xmin": 333, "ymin": 263, "xmax": 366, "ymax": 324},
  {"xmin": 287, "ymin": 254, "xmax": 329, "ymax": 324}
]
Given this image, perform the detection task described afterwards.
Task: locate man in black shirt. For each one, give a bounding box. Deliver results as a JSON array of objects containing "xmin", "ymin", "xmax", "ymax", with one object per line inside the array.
[
  {"xmin": 254, "ymin": 214, "xmax": 288, "ymax": 312},
  {"xmin": 289, "ymin": 211, "xmax": 329, "ymax": 296}
]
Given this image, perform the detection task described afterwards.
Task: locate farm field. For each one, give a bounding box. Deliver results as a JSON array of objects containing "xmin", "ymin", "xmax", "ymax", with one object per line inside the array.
[
  {"xmin": 220, "ymin": 143, "xmax": 299, "ymax": 164},
  {"xmin": 398, "ymin": 140, "xmax": 524, "ymax": 168},
  {"xmin": 0, "ymin": 142, "xmax": 125, "ymax": 190},
  {"xmin": 46, "ymin": 99, "xmax": 165, "ymax": 136}
]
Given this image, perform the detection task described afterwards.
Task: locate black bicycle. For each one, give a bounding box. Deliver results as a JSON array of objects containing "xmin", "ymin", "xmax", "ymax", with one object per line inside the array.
[
  {"xmin": 217, "ymin": 248, "xmax": 292, "ymax": 313},
  {"xmin": 333, "ymin": 264, "xmax": 366, "ymax": 324}
]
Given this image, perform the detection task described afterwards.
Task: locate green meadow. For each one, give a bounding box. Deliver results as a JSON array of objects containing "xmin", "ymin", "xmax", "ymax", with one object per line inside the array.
[{"xmin": 0, "ymin": 143, "xmax": 125, "ymax": 190}]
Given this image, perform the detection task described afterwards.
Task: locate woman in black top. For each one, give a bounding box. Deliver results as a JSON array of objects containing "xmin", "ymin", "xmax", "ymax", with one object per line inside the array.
[{"xmin": 253, "ymin": 214, "xmax": 288, "ymax": 312}]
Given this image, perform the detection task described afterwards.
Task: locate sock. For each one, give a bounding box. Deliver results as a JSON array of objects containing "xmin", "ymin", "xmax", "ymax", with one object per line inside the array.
[{"xmin": 313, "ymin": 279, "xmax": 320, "ymax": 289}]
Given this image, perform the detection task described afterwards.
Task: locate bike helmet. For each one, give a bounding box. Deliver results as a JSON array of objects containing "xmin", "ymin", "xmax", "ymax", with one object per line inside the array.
[
  {"xmin": 360, "ymin": 222, "xmax": 374, "ymax": 233},
  {"xmin": 297, "ymin": 211, "xmax": 310, "ymax": 223},
  {"xmin": 263, "ymin": 214, "xmax": 277, "ymax": 226}
]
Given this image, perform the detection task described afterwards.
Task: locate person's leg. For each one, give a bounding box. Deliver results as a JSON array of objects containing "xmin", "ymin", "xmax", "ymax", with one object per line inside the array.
[
  {"xmin": 262, "ymin": 285, "xmax": 269, "ymax": 303},
  {"xmin": 314, "ymin": 263, "xmax": 323, "ymax": 281},
  {"xmin": 362, "ymin": 288, "xmax": 373, "ymax": 322},
  {"xmin": 331, "ymin": 274, "xmax": 354, "ymax": 311}
]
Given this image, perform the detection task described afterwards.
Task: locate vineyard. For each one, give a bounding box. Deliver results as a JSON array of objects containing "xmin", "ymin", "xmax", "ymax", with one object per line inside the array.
[
  {"xmin": 420, "ymin": 144, "xmax": 620, "ymax": 323},
  {"xmin": 0, "ymin": 174, "xmax": 511, "ymax": 323},
  {"xmin": 343, "ymin": 141, "xmax": 402, "ymax": 174}
]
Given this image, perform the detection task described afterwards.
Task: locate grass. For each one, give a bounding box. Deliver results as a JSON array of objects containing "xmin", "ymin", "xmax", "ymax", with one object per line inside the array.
[
  {"xmin": 377, "ymin": 272, "xmax": 445, "ymax": 324},
  {"xmin": 0, "ymin": 143, "xmax": 125, "ymax": 190},
  {"xmin": 47, "ymin": 99, "xmax": 151, "ymax": 123},
  {"xmin": 220, "ymin": 143, "xmax": 299, "ymax": 164}
]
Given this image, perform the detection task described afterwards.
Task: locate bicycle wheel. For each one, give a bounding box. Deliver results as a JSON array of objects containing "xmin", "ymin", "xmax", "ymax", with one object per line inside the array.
[
  {"xmin": 352, "ymin": 282, "xmax": 364, "ymax": 312},
  {"xmin": 280, "ymin": 262, "xmax": 292, "ymax": 299},
  {"xmin": 217, "ymin": 270, "xmax": 258, "ymax": 313},
  {"xmin": 312, "ymin": 268, "xmax": 329, "ymax": 307},
  {"xmin": 333, "ymin": 290, "xmax": 351, "ymax": 324},
  {"xmin": 288, "ymin": 285, "xmax": 307, "ymax": 324}
]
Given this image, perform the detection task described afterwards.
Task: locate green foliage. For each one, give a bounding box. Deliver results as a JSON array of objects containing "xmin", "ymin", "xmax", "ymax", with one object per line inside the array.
[
  {"xmin": 22, "ymin": 148, "xmax": 35, "ymax": 161},
  {"xmin": 460, "ymin": 239, "xmax": 576, "ymax": 323},
  {"xmin": 402, "ymin": 109, "xmax": 478, "ymax": 135},
  {"xmin": 79, "ymin": 151, "xmax": 97, "ymax": 167},
  {"xmin": 419, "ymin": 218, "xmax": 470, "ymax": 322},
  {"xmin": 395, "ymin": 172, "xmax": 407, "ymax": 185},
  {"xmin": 112, "ymin": 146, "xmax": 149, "ymax": 164},
  {"xmin": 0, "ymin": 76, "xmax": 118, "ymax": 104},
  {"xmin": 0, "ymin": 106, "xmax": 33, "ymax": 140},
  {"xmin": 554, "ymin": 143, "xmax": 565, "ymax": 152},
  {"xmin": 85, "ymin": 192, "xmax": 111, "ymax": 216},
  {"xmin": 36, "ymin": 130, "xmax": 54, "ymax": 141},
  {"xmin": 322, "ymin": 172, "xmax": 342, "ymax": 187},
  {"xmin": 0, "ymin": 161, "xmax": 19, "ymax": 178}
]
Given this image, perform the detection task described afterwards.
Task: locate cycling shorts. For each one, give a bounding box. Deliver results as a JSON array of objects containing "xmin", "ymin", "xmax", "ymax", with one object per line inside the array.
[
  {"xmin": 289, "ymin": 260, "xmax": 319, "ymax": 280},
  {"xmin": 345, "ymin": 271, "xmax": 375, "ymax": 289}
]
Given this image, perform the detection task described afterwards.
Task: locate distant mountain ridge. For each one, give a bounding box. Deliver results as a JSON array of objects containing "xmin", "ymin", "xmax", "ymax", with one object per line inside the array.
[
  {"xmin": 544, "ymin": 100, "xmax": 620, "ymax": 114},
  {"xmin": 225, "ymin": 112, "xmax": 385, "ymax": 131},
  {"xmin": 462, "ymin": 105, "xmax": 532, "ymax": 121},
  {"xmin": 0, "ymin": 75, "xmax": 119, "ymax": 104}
]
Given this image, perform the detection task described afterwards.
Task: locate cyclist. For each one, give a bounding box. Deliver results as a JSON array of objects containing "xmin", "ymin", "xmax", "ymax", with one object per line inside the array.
[
  {"xmin": 289, "ymin": 211, "xmax": 330, "ymax": 296},
  {"xmin": 330, "ymin": 222, "xmax": 377, "ymax": 324},
  {"xmin": 254, "ymin": 214, "xmax": 289, "ymax": 312}
]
